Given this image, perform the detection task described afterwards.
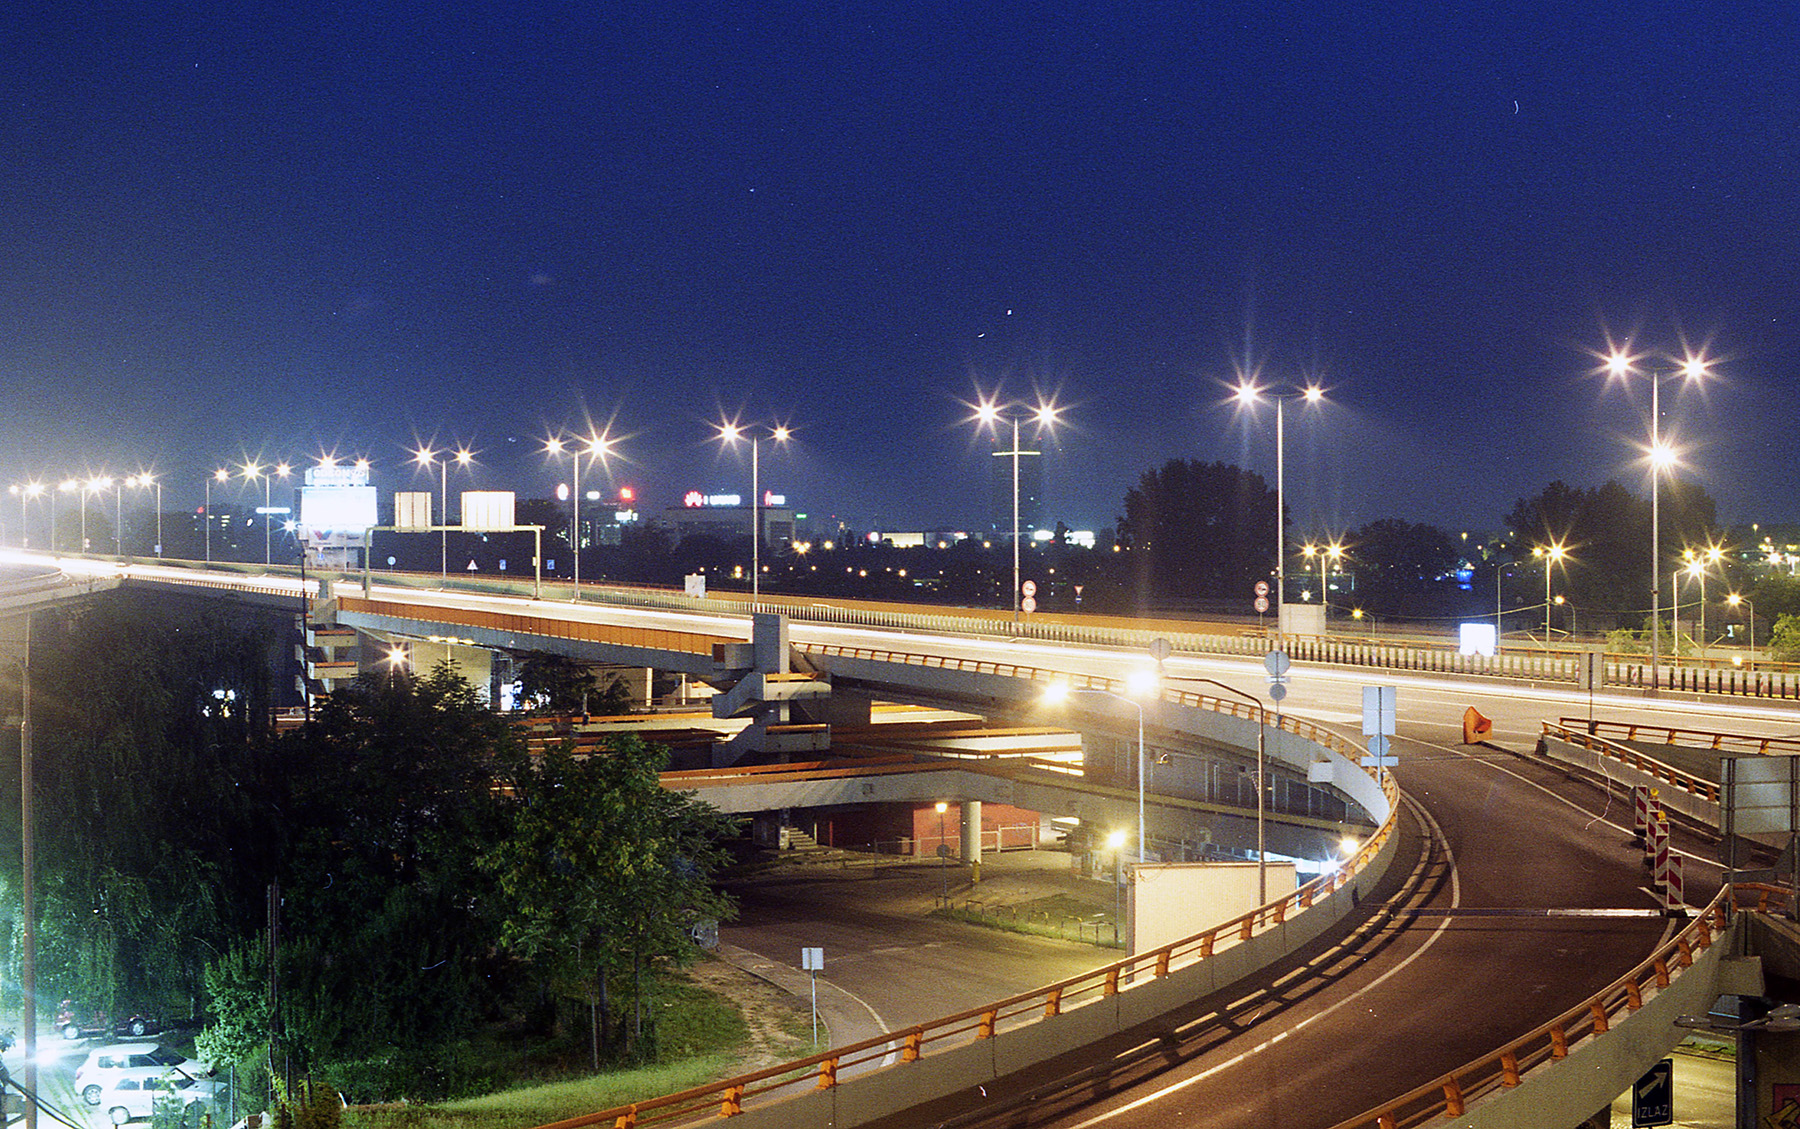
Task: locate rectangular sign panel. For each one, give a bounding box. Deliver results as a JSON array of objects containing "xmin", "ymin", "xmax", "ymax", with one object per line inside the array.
[
  {"xmin": 394, "ymin": 491, "xmax": 432, "ymax": 531},
  {"xmin": 1724, "ymin": 754, "xmax": 1800, "ymax": 835},
  {"xmin": 1362, "ymin": 686, "xmax": 1397, "ymax": 737},
  {"xmin": 461, "ymin": 491, "xmax": 517, "ymax": 532}
]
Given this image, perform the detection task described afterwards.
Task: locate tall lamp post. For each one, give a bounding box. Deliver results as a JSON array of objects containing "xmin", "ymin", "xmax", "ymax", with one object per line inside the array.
[
  {"xmin": 1235, "ymin": 382, "xmax": 1325, "ymax": 626},
  {"xmin": 127, "ymin": 474, "xmax": 162, "ymax": 558},
  {"xmin": 1606, "ymin": 349, "xmax": 1710, "ymax": 690},
  {"xmin": 1532, "ymin": 541, "xmax": 1567, "ymax": 653},
  {"xmin": 717, "ymin": 420, "xmax": 791, "ymax": 602},
  {"xmin": 1682, "ymin": 545, "xmax": 1724, "ymax": 651},
  {"xmin": 1300, "ymin": 540, "xmax": 1345, "ymax": 613},
  {"xmin": 205, "ymin": 469, "xmax": 229, "ymax": 564},
  {"xmin": 1042, "ymin": 670, "xmax": 1157, "ymax": 865},
  {"xmin": 1727, "ymin": 592, "xmax": 1756, "ymax": 670},
  {"xmin": 972, "ymin": 397, "xmax": 1059, "ymax": 623},
  {"xmin": 1164, "ymin": 673, "xmax": 1274, "ymax": 903},
  {"xmin": 546, "ymin": 433, "xmax": 613, "ymax": 600},
  {"xmin": 242, "ymin": 462, "xmax": 292, "ymax": 567},
  {"xmin": 9, "ymin": 482, "xmax": 43, "ymax": 548},
  {"xmin": 57, "ymin": 479, "xmax": 79, "ymax": 553},
  {"xmin": 413, "ymin": 447, "xmax": 473, "ymax": 587}
]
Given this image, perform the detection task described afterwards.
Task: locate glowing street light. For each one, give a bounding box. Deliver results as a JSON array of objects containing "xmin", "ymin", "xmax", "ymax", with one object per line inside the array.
[
  {"xmin": 1681, "ymin": 544, "xmax": 1725, "ymax": 651},
  {"xmin": 126, "ymin": 474, "xmax": 162, "ymax": 558},
  {"xmin": 1043, "ymin": 668, "xmax": 1158, "ymax": 865},
  {"xmin": 1605, "ymin": 347, "xmax": 1711, "ymax": 688},
  {"xmin": 240, "ymin": 462, "xmax": 292, "ymax": 567},
  {"xmin": 1532, "ymin": 541, "xmax": 1568, "ymax": 652},
  {"xmin": 1727, "ymin": 592, "xmax": 1756, "ymax": 670},
  {"xmin": 716, "ymin": 420, "xmax": 792, "ymax": 601},
  {"xmin": 414, "ymin": 446, "xmax": 474, "ymax": 587},
  {"xmin": 1234, "ymin": 381, "xmax": 1326, "ymax": 628},
  {"xmin": 972, "ymin": 396, "xmax": 1059, "ymax": 623},
  {"xmin": 56, "ymin": 479, "xmax": 79, "ymax": 553},
  {"xmin": 1301, "ymin": 540, "xmax": 1345, "ymax": 614},
  {"xmin": 545, "ymin": 432, "xmax": 614, "ymax": 600},
  {"xmin": 8, "ymin": 482, "xmax": 43, "ymax": 549}
]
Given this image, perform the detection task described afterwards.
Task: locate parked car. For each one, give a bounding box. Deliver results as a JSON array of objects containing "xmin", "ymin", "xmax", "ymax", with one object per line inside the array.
[
  {"xmin": 74, "ymin": 1044, "xmax": 212, "ymax": 1106},
  {"xmin": 94, "ymin": 1073, "xmax": 224, "ymax": 1125},
  {"xmin": 53, "ymin": 1002, "xmax": 163, "ymax": 1041}
]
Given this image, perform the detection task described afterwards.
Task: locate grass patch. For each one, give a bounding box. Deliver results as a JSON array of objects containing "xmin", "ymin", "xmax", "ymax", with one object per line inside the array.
[
  {"xmin": 937, "ymin": 891, "xmax": 1121, "ymax": 948},
  {"xmin": 340, "ymin": 960, "xmax": 805, "ymax": 1129}
]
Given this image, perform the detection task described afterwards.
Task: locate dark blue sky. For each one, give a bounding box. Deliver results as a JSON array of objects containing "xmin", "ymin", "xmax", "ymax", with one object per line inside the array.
[{"xmin": 3, "ymin": 2, "xmax": 1796, "ymax": 536}]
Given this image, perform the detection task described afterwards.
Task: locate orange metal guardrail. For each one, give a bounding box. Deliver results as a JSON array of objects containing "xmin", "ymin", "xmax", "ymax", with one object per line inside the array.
[
  {"xmin": 338, "ymin": 595, "xmax": 737, "ymax": 657},
  {"xmin": 534, "ymin": 662, "xmax": 1397, "ymax": 1129},
  {"xmin": 1556, "ymin": 716, "xmax": 1800, "ymax": 758},
  {"xmin": 1540, "ymin": 722, "xmax": 1720, "ymax": 803},
  {"xmin": 1325, "ymin": 882, "xmax": 1776, "ymax": 1129}
]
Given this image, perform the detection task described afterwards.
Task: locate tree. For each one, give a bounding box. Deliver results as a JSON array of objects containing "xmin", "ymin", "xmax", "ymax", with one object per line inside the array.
[
  {"xmin": 516, "ymin": 653, "xmax": 630, "ymax": 715},
  {"xmin": 1345, "ymin": 519, "xmax": 1460, "ymax": 610},
  {"xmin": 270, "ymin": 662, "xmax": 518, "ymax": 1081},
  {"xmin": 481, "ymin": 736, "xmax": 736, "ymax": 1065},
  {"xmin": 1116, "ymin": 460, "xmax": 1277, "ymax": 602}
]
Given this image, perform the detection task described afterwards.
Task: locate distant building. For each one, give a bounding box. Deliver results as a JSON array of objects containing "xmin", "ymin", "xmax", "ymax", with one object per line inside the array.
[{"xmin": 663, "ymin": 498, "xmax": 794, "ymax": 548}]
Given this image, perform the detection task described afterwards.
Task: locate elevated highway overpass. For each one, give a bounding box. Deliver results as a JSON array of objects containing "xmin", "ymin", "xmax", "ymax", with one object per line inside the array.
[{"xmin": 3, "ymin": 552, "xmax": 1796, "ymax": 1127}]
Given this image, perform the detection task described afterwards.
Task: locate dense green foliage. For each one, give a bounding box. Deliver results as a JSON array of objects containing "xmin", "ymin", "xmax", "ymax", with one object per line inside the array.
[{"xmin": 0, "ymin": 595, "xmax": 737, "ymax": 1104}]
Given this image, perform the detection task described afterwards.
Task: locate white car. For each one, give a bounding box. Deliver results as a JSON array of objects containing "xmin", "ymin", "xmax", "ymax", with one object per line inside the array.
[
  {"xmin": 74, "ymin": 1044, "xmax": 212, "ymax": 1106},
  {"xmin": 93, "ymin": 1074, "xmax": 224, "ymax": 1125}
]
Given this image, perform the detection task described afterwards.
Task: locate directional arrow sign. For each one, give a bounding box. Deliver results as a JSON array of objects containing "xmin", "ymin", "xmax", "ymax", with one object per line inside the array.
[{"xmin": 1631, "ymin": 1058, "xmax": 1673, "ymax": 1127}]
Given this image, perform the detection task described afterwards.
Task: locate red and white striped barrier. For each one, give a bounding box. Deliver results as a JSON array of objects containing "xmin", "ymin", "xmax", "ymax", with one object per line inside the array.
[
  {"xmin": 1658, "ymin": 852, "xmax": 1684, "ymax": 914},
  {"xmin": 1632, "ymin": 786, "xmax": 1654, "ymax": 846}
]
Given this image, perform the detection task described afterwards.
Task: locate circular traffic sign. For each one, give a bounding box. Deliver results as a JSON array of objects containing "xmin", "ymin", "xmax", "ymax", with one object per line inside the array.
[
  {"xmin": 1263, "ymin": 649, "xmax": 1291, "ymax": 677},
  {"xmin": 1149, "ymin": 637, "xmax": 1173, "ymax": 662},
  {"xmin": 1021, "ymin": 579, "xmax": 1037, "ymax": 597},
  {"xmin": 1253, "ymin": 596, "xmax": 1270, "ymax": 614},
  {"xmin": 1021, "ymin": 596, "xmax": 1037, "ymax": 613},
  {"xmin": 1268, "ymin": 682, "xmax": 1288, "ymax": 702},
  {"xmin": 1254, "ymin": 580, "xmax": 1270, "ymax": 598}
]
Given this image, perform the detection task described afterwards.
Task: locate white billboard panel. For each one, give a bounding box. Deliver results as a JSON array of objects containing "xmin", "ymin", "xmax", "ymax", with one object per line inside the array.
[
  {"xmin": 461, "ymin": 491, "xmax": 516, "ymax": 532},
  {"xmin": 394, "ymin": 491, "xmax": 433, "ymax": 531},
  {"xmin": 299, "ymin": 485, "xmax": 378, "ymax": 533}
]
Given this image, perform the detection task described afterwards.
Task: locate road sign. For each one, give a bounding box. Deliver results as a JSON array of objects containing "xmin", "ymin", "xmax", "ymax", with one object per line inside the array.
[
  {"xmin": 801, "ymin": 947, "xmax": 824, "ymax": 971},
  {"xmin": 1268, "ymin": 682, "xmax": 1288, "ymax": 702},
  {"xmin": 1149, "ymin": 637, "xmax": 1172, "ymax": 663},
  {"xmin": 1021, "ymin": 596, "xmax": 1037, "ymax": 613},
  {"xmin": 1362, "ymin": 686, "xmax": 1397, "ymax": 737},
  {"xmin": 1263, "ymin": 650, "xmax": 1291, "ymax": 678},
  {"xmin": 1253, "ymin": 596, "xmax": 1270, "ymax": 614},
  {"xmin": 1021, "ymin": 579, "xmax": 1037, "ymax": 597},
  {"xmin": 1254, "ymin": 580, "xmax": 1270, "ymax": 597},
  {"xmin": 1360, "ymin": 733, "xmax": 1397, "ymax": 768},
  {"xmin": 1631, "ymin": 1058, "xmax": 1673, "ymax": 1127}
]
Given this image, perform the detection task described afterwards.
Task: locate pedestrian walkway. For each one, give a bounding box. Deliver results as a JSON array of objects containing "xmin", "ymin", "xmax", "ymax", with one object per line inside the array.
[{"xmin": 713, "ymin": 941, "xmax": 894, "ymax": 1056}]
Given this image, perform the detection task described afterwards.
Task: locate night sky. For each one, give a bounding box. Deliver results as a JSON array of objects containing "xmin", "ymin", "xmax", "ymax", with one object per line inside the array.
[{"xmin": 3, "ymin": 3, "xmax": 1797, "ymax": 538}]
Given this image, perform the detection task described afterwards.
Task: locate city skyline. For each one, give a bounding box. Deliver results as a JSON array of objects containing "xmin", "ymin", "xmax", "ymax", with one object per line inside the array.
[{"xmin": 3, "ymin": 4, "xmax": 1796, "ymax": 534}]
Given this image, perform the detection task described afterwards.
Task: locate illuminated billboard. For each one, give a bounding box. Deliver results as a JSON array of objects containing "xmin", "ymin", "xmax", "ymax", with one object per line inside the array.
[{"xmin": 299, "ymin": 485, "xmax": 378, "ymax": 533}]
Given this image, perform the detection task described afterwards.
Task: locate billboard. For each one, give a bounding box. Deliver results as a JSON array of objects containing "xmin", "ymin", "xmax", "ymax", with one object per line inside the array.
[
  {"xmin": 298, "ymin": 485, "xmax": 377, "ymax": 534},
  {"xmin": 394, "ymin": 491, "xmax": 433, "ymax": 531},
  {"xmin": 461, "ymin": 491, "xmax": 517, "ymax": 532}
]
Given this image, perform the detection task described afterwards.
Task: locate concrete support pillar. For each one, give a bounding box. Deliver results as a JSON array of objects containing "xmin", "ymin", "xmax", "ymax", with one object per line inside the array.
[{"xmin": 961, "ymin": 799, "xmax": 983, "ymax": 882}]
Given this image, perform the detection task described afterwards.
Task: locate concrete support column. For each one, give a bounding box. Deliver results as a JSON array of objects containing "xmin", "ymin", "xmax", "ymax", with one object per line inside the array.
[{"xmin": 961, "ymin": 799, "xmax": 982, "ymax": 882}]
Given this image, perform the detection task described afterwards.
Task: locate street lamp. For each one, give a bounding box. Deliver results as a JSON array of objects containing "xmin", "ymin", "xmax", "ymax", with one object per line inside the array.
[
  {"xmin": 1300, "ymin": 540, "xmax": 1345, "ymax": 614},
  {"xmin": 205, "ymin": 469, "xmax": 229, "ymax": 564},
  {"xmin": 241, "ymin": 462, "xmax": 292, "ymax": 567},
  {"xmin": 413, "ymin": 446, "xmax": 474, "ymax": 587},
  {"xmin": 125, "ymin": 474, "xmax": 162, "ymax": 558},
  {"xmin": 56, "ymin": 479, "xmax": 79, "ymax": 553},
  {"xmin": 1531, "ymin": 541, "xmax": 1568, "ymax": 653},
  {"xmin": 1727, "ymin": 593, "xmax": 1756, "ymax": 670},
  {"xmin": 1234, "ymin": 381, "xmax": 1325, "ymax": 625},
  {"xmin": 972, "ymin": 396, "xmax": 1059, "ymax": 623},
  {"xmin": 8, "ymin": 482, "xmax": 43, "ymax": 548},
  {"xmin": 81, "ymin": 476, "xmax": 111, "ymax": 554},
  {"xmin": 1605, "ymin": 348, "xmax": 1710, "ymax": 689},
  {"xmin": 1681, "ymin": 545, "xmax": 1724, "ymax": 651},
  {"xmin": 1165, "ymin": 672, "xmax": 1274, "ymax": 904},
  {"xmin": 545, "ymin": 432, "xmax": 613, "ymax": 600},
  {"xmin": 716, "ymin": 420, "xmax": 792, "ymax": 602},
  {"xmin": 1042, "ymin": 668, "xmax": 1157, "ymax": 865}
]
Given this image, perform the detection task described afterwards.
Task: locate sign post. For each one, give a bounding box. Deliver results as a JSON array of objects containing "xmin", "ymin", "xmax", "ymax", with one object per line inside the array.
[
  {"xmin": 1361, "ymin": 686, "xmax": 1398, "ymax": 783},
  {"xmin": 801, "ymin": 947, "xmax": 825, "ymax": 1045}
]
